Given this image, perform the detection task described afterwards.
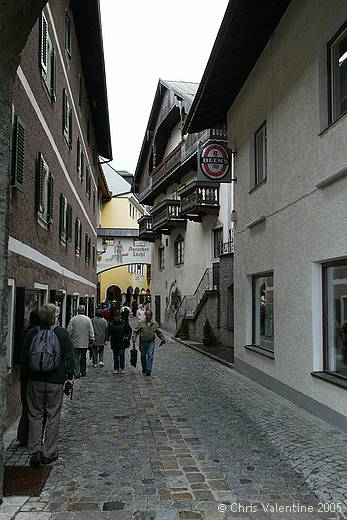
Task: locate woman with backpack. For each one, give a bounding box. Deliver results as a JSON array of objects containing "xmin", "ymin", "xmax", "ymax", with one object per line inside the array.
[{"xmin": 107, "ymin": 309, "xmax": 132, "ymax": 374}]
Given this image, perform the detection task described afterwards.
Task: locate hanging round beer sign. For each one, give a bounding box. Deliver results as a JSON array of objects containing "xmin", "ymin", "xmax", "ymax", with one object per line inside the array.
[{"xmin": 199, "ymin": 142, "xmax": 230, "ymax": 181}]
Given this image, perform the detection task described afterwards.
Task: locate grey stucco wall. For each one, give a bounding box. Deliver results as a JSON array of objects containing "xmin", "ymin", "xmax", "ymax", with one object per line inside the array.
[{"xmin": 229, "ymin": 0, "xmax": 347, "ymax": 418}]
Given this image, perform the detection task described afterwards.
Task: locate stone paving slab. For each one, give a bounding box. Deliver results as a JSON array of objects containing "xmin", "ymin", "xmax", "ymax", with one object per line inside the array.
[{"xmin": 2, "ymin": 330, "xmax": 347, "ymax": 519}]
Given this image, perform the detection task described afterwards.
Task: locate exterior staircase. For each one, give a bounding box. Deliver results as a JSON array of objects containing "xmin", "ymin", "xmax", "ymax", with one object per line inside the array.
[{"xmin": 175, "ymin": 267, "xmax": 215, "ymax": 335}]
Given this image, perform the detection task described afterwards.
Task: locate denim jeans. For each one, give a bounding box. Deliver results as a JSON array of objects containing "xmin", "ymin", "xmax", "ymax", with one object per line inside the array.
[
  {"xmin": 112, "ymin": 347, "xmax": 125, "ymax": 370},
  {"xmin": 139, "ymin": 341, "xmax": 155, "ymax": 371}
]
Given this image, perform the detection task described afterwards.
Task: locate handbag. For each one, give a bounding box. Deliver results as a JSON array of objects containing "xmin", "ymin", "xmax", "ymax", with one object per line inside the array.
[
  {"xmin": 130, "ymin": 347, "xmax": 138, "ymax": 368},
  {"xmin": 122, "ymin": 337, "xmax": 130, "ymax": 349}
]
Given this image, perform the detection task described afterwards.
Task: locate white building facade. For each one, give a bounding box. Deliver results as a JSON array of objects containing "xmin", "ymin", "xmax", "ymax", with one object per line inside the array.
[
  {"xmin": 135, "ymin": 80, "xmax": 234, "ymax": 349},
  {"xmin": 185, "ymin": 0, "xmax": 347, "ymax": 429}
]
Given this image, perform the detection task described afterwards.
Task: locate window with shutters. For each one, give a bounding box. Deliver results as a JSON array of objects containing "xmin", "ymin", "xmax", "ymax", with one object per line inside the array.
[
  {"xmin": 37, "ymin": 153, "xmax": 54, "ymax": 229},
  {"xmin": 252, "ymin": 122, "xmax": 267, "ymax": 189},
  {"xmin": 77, "ymin": 138, "xmax": 84, "ymax": 179},
  {"xmin": 65, "ymin": 12, "xmax": 72, "ymax": 57},
  {"xmin": 92, "ymin": 191, "xmax": 96, "ymax": 213},
  {"xmin": 92, "ymin": 244, "xmax": 96, "ymax": 268},
  {"xmin": 85, "ymin": 233, "xmax": 90, "ymax": 264},
  {"xmin": 39, "ymin": 13, "xmax": 56, "ymax": 103},
  {"xmin": 75, "ymin": 218, "xmax": 82, "ymax": 256},
  {"xmin": 12, "ymin": 115, "xmax": 26, "ymax": 193},
  {"xmin": 86, "ymin": 167, "xmax": 91, "ymax": 200},
  {"xmin": 59, "ymin": 193, "xmax": 69, "ymax": 245},
  {"xmin": 62, "ymin": 89, "xmax": 72, "ymax": 148},
  {"xmin": 78, "ymin": 74, "xmax": 82, "ymax": 111}
]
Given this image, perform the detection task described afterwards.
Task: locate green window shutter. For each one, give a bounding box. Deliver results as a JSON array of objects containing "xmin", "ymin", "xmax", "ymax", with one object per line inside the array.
[
  {"xmin": 85, "ymin": 167, "xmax": 89, "ymax": 194},
  {"xmin": 12, "ymin": 115, "xmax": 26, "ymax": 193},
  {"xmin": 77, "ymin": 138, "xmax": 81, "ymax": 172},
  {"xmin": 68, "ymin": 109, "xmax": 73, "ymax": 148},
  {"xmin": 85, "ymin": 233, "xmax": 88, "ymax": 263},
  {"xmin": 40, "ymin": 13, "xmax": 48, "ymax": 72},
  {"xmin": 62, "ymin": 89, "xmax": 67, "ymax": 135},
  {"xmin": 79, "ymin": 221, "xmax": 82, "ymax": 254},
  {"xmin": 47, "ymin": 173, "xmax": 54, "ymax": 224},
  {"xmin": 75, "ymin": 218, "xmax": 79, "ymax": 253},
  {"xmin": 67, "ymin": 203, "xmax": 73, "ymax": 240},
  {"xmin": 50, "ymin": 48, "xmax": 56, "ymax": 102},
  {"xmin": 36, "ymin": 153, "xmax": 45, "ymax": 213},
  {"xmin": 88, "ymin": 237, "xmax": 91, "ymax": 263},
  {"xmin": 59, "ymin": 193, "xmax": 66, "ymax": 241},
  {"xmin": 81, "ymin": 150, "xmax": 84, "ymax": 181}
]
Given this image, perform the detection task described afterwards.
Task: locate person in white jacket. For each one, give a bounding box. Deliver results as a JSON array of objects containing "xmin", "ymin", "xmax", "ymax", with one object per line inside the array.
[{"xmin": 67, "ymin": 305, "xmax": 95, "ymax": 378}]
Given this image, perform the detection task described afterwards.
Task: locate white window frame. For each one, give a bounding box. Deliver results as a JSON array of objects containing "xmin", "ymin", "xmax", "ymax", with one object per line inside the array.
[
  {"xmin": 254, "ymin": 122, "xmax": 267, "ymax": 187},
  {"xmin": 330, "ymin": 24, "xmax": 347, "ymax": 122}
]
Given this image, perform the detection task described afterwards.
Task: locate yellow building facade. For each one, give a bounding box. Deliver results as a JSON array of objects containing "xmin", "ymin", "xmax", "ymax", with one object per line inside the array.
[{"xmin": 98, "ymin": 175, "xmax": 151, "ymax": 305}]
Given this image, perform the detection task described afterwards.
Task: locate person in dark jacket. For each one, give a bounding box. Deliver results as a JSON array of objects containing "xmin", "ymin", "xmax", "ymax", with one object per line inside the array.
[
  {"xmin": 17, "ymin": 310, "xmax": 40, "ymax": 446},
  {"xmin": 107, "ymin": 309, "xmax": 132, "ymax": 374},
  {"xmin": 20, "ymin": 304, "xmax": 74, "ymax": 467}
]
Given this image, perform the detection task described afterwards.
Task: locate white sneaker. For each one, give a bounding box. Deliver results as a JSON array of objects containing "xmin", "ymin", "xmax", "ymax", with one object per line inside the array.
[
  {"xmin": 120, "ymin": 369, "xmax": 125, "ymax": 375},
  {"xmin": 92, "ymin": 364, "xmax": 98, "ymax": 368},
  {"xmin": 99, "ymin": 362, "xmax": 104, "ymax": 367},
  {"xmin": 113, "ymin": 369, "xmax": 119, "ymax": 374}
]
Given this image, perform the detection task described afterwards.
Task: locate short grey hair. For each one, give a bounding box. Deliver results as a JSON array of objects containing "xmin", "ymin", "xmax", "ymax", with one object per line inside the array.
[
  {"xmin": 78, "ymin": 305, "xmax": 85, "ymax": 314},
  {"xmin": 38, "ymin": 304, "xmax": 55, "ymax": 325}
]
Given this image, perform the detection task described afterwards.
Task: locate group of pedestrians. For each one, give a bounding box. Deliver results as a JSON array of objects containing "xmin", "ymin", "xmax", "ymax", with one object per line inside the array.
[{"xmin": 17, "ymin": 302, "xmax": 165, "ymax": 468}]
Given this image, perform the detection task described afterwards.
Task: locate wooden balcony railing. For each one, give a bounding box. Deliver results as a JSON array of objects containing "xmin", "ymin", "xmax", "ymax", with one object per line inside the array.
[
  {"xmin": 138, "ymin": 216, "xmax": 158, "ymax": 242},
  {"xmin": 151, "ymin": 199, "xmax": 186, "ymax": 233},
  {"xmin": 178, "ymin": 181, "xmax": 220, "ymax": 221},
  {"xmin": 151, "ymin": 142, "xmax": 183, "ymax": 188}
]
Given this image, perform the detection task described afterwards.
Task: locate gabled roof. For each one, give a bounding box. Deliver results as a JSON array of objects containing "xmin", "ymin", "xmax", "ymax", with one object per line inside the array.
[
  {"xmin": 72, "ymin": 0, "xmax": 112, "ymax": 159},
  {"xmin": 102, "ymin": 164, "xmax": 132, "ymax": 196},
  {"xmin": 134, "ymin": 79, "xmax": 198, "ymax": 185},
  {"xmin": 160, "ymin": 80, "xmax": 198, "ymax": 102},
  {"xmin": 183, "ymin": 0, "xmax": 291, "ymax": 134}
]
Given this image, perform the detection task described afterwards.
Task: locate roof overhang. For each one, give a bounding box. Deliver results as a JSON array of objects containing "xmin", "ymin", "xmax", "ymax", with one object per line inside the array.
[
  {"xmin": 72, "ymin": 0, "xmax": 112, "ymax": 159},
  {"xmin": 184, "ymin": 0, "xmax": 291, "ymax": 134}
]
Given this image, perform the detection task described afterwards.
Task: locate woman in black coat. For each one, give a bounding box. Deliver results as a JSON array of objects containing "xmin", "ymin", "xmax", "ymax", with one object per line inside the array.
[{"xmin": 107, "ymin": 309, "xmax": 132, "ymax": 374}]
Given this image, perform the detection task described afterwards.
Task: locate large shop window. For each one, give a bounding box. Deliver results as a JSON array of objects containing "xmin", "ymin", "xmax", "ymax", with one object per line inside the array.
[
  {"xmin": 323, "ymin": 261, "xmax": 347, "ymax": 378},
  {"xmin": 252, "ymin": 272, "xmax": 274, "ymax": 352},
  {"xmin": 329, "ymin": 23, "xmax": 347, "ymax": 123}
]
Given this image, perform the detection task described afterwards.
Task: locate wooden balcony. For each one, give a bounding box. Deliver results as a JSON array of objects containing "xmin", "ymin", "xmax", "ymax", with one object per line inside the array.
[
  {"xmin": 138, "ymin": 216, "xmax": 159, "ymax": 242},
  {"xmin": 151, "ymin": 199, "xmax": 186, "ymax": 233},
  {"xmin": 178, "ymin": 181, "xmax": 220, "ymax": 221}
]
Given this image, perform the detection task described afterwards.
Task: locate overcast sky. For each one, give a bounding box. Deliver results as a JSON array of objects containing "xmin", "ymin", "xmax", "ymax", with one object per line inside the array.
[{"xmin": 100, "ymin": 0, "xmax": 229, "ymax": 174}]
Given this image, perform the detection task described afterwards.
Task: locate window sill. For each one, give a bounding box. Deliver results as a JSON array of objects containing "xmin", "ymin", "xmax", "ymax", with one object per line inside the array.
[
  {"xmin": 319, "ymin": 110, "xmax": 347, "ymax": 137},
  {"xmin": 245, "ymin": 344, "xmax": 275, "ymax": 359},
  {"xmin": 311, "ymin": 371, "xmax": 347, "ymax": 390},
  {"xmin": 249, "ymin": 178, "xmax": 267, "ymax": 194},
  {"xmin": 315, "ymin": 165, "xmax": 347, "ymax": 189},
  {"xmin": 246, "ymin": 215, "xmax": 266, "ymax": 229}
]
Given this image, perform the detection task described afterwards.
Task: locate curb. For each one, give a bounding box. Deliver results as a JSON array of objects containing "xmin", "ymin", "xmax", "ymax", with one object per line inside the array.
[{"xmin": 172, "ymin": 335, "xmax": 234, "ymax": 369}]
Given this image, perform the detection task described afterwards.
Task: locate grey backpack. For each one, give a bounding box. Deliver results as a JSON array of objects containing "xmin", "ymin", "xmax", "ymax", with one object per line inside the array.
[{"xmin": 28, "ymin": 325, "xmax": 61, "ymax": 372}]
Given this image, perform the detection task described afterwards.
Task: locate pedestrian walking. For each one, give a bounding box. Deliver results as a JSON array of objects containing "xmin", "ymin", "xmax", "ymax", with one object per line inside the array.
[
  {"xmin": 107, "ymin": 309, "xmax": 132, "ymax": 374},
  {"xmin": 20, "ymin": 304, "xmax": 74, "ymax": 467},
  {"xmin": 67, "ymin": 305, "xmax": 95, "ymax": 378},
  {"xmin": 132, "ymin": 309, "xmax": 166, "ymax": 376},
  {"xmin": 131, "ymin": 298, "xmax": 138, "ymax": 317},
  {"xmin": 136, "ymin": 304, "xmax": 145, "ymax": 321},
  {"xmin": 92, "ymin": 309, "xmax": 108, "ymax": 367},
  {"xmin": 17, "ymin": 310, "xmax": 40, "ymax": 446}
]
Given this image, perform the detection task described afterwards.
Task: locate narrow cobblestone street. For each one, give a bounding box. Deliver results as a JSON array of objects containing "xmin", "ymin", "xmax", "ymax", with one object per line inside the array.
[{"xmin": 3, "ymin": 329, "xmax": 347, "ymax": 520}]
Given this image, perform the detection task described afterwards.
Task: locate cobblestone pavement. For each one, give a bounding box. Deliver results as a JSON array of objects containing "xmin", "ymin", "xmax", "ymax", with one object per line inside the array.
[{"xmin": 2, "ymin": 329, "xmax": 347, "ymax": 520}]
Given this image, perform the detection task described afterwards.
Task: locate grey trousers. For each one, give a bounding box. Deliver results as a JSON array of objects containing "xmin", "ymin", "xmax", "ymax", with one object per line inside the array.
[{"xmin": 27, "ymin": 379, "xmax": 63, "ymax": 457}]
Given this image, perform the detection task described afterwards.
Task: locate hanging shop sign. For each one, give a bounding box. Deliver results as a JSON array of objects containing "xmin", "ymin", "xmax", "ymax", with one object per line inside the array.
[{"xmin": 197, "ymin": 142, "xmax": 231, "ymax": 182}]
